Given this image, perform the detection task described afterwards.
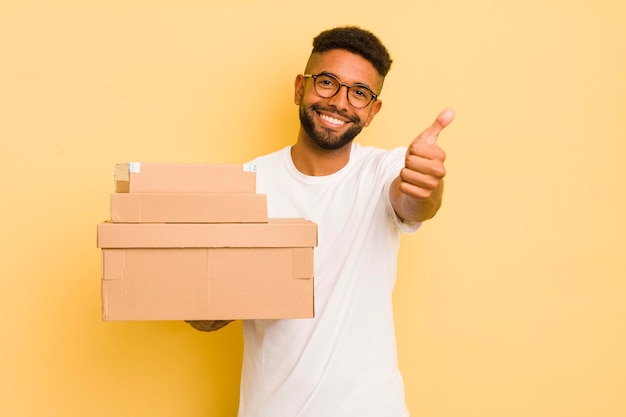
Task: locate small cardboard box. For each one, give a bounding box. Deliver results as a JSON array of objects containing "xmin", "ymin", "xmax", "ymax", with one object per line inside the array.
[
  {"xmin": 97, "ymin": 219, "xmax": 316, "ymax": 320},
  {"xmin": 114, "ymin": 162, "xmax": 257, "ymax": 193},
  {"xmin": 110, "ymin": 193, "xmax": 268, "ymax": 223}
]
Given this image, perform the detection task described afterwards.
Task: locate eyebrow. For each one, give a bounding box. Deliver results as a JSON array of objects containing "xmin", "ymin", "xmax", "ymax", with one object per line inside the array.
[{"xmin": 318, "ymin": 71, "xmax": 375, "ymax": 90}]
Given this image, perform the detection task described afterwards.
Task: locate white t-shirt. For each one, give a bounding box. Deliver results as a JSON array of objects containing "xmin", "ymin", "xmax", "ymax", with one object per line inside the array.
[{"xmin": 239, "ymin": 142, "xmax": 420, "ymax": 417}]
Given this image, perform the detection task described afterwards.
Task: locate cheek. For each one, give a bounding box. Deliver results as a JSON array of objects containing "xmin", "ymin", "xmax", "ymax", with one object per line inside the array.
[
  {"xmin": 362, "ymin": 102, "xmax": 382, "ymax": 126},
  {"xmin": 296, "ymin": 89, "xmax": 314, "ymax": 107},
  {"xmin": 362, "ymin": 111, "xmax": 376, "ymax": 127}
]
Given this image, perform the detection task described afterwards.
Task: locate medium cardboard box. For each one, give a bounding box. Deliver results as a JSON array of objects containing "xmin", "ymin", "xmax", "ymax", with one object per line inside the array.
[
  {"xmin": 97, "ymin": 219, "xmax": 317, "ymax": 320},
  {"xmin": 110, "ymin": 193, "xmax": 268, "ymax": 223},
  {"xmin": 114, "ymin": 162, "xmax": 257, "ymax": 193}
]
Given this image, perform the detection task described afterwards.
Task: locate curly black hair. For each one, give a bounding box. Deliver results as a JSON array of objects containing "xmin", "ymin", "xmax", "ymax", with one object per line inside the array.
[{"xmin": 311, "ymin": 26, "xmax": 393, "ymax": 77}]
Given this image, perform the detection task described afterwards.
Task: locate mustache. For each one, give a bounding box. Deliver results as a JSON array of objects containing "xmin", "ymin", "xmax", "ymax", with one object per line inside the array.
[{"xmin": 310, "ymin": 104, "xmax": 360, "ymax": 124}]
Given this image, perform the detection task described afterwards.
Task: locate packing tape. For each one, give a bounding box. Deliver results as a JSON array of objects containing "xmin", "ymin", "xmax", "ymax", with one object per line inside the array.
[{"xmin": 129, "ymin": 162, "xmax": 141, "ymax": 173}]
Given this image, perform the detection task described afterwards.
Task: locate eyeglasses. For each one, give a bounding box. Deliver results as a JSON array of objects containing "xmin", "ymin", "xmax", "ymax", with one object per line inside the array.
[{"xmin": 303, "ymin": 73, "xmax": 378, "ymax": 108}]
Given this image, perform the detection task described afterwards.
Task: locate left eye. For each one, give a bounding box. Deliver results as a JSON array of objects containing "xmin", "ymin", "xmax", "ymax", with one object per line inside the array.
[{"xmin": 351, "ymin": 87, "xmax": 370, "ymax": 99}]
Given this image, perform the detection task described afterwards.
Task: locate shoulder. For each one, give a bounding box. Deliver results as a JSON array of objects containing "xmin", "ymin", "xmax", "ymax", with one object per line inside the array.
[
  {"xmin": 351, "ymin": 143, "xmax": 407, "ymax": 172},
  {"xmin": 246, "ymin": 146, "xmax": 290, "ymax": 168}
]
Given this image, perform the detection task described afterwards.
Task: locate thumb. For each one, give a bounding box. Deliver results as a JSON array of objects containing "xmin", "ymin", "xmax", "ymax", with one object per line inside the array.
[{"xmin": 416, "ymin": 108, "xmax": 455, "ymax": 145}]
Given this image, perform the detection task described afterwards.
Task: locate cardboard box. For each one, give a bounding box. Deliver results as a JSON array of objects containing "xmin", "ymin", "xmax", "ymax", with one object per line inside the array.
[
  {"xmin": 97, "ymin": 219, "xmax": 317, "ymax": 320},
  {"xmin": 110, "ymin": 193, "xmax": 268, "ymax": 223},
  {"xmin": 101, "ymin": 247, "xmax": 313, "ymax": 320},
  {"xmin": 114, "ymin": 162, "xmax": 257, "ymax": 193}
]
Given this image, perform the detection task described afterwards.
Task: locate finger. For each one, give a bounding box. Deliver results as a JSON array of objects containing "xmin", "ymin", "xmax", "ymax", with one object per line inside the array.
[
  {"xmin": 416, "ymin": 108, "xmax": 455, "ymax": 145},
  {"xmin": 400, "ymin": 166, "xmax": 441, "ymax": 191}
]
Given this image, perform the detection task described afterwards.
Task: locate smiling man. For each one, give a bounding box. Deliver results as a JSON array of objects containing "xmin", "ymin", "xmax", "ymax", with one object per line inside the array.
[
  {"xmin": 188, "ymin": 26, "xmax": 454, "ymax": 417},
  {"xmin": 298, "ymin": 50, "xmax": 383, "ymax": 152}
]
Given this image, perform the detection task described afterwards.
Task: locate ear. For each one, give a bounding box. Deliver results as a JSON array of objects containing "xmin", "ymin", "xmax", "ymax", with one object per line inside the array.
[
  {"xmin": 294, "ymin": 74, "xmax": 305, "ymax": 105},
  {"xmin": 363, "ymin": 99, "xmax": 383, "ymax": 127}
]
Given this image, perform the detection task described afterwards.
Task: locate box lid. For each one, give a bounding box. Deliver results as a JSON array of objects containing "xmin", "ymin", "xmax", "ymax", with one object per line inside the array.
[{"xmin": 97, "ymin": 218, "xmax": 317, "ymax": 248}]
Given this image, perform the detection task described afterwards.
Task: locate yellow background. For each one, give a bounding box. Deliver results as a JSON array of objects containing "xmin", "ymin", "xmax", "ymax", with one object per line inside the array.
[{"xmin": 1, "ymin": 1, "xmax": 624, "ymax": 416}]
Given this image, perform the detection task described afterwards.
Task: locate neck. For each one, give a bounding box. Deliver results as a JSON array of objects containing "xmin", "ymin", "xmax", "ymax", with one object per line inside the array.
[{"xmin": 291, "ymin": 131, "xmax": 352, "ymax": 176}]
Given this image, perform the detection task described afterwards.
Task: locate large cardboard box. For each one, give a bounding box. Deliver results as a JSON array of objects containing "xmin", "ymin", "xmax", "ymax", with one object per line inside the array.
[
  {"xmin": 114, "ymin": 162, "xmax": 257, "ymax": 193},
  {"xmin": 97, "ymin": 219, "xmax": 316, "ymax": 320},
  {"xmin": 110, "ymin": 193, "xmax": 268, "ymax": 223}
]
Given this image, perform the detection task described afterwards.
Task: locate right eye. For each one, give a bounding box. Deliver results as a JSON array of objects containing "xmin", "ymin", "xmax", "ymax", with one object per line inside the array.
[{"xmin": 316, "ymin": 76, "xmax": 338, "ymax": 90}]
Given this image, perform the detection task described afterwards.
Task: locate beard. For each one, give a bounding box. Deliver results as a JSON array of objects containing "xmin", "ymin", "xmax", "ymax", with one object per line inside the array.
[{"xmin": 299, "ymin": 103, "xmax": 365, "ymax": 150}]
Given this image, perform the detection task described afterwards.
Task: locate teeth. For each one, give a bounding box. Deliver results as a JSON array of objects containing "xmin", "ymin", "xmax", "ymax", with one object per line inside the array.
[{"xmin": 319, "ymin": 113, "xmax": 346, "ymax": 125}]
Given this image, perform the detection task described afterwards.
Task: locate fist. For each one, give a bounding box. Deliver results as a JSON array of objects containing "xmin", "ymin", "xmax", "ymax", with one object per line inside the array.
[{"xmin": 185, "ymin": 320, "xmax": 233, "ymax": 332}]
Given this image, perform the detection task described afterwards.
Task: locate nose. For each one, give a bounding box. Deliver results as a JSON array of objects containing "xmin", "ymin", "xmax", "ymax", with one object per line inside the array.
[{"xmin": 326, "ymin": 84, "xmax": 351, "ymax": 110}]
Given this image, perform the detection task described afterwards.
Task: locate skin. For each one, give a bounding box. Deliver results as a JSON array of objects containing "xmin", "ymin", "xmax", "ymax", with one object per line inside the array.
[
  {"xmin": 188, "ymin": 49, "xmax": 454, "ymax": 332},
  {"xmin": 291, "ymin": 49, "xmax": 384, "ymax": 176}
]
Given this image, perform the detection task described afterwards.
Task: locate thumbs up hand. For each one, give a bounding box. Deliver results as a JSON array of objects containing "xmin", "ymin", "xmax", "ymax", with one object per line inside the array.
[{"xmin": 391, "ymin": 108, "xmax": 455, "ymax": 222}]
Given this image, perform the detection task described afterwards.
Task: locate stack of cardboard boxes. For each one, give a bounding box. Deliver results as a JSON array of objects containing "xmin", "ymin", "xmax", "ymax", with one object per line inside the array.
[{"xmin": 96, "ymin": 162, "xmax": 316, "ymax": 321}]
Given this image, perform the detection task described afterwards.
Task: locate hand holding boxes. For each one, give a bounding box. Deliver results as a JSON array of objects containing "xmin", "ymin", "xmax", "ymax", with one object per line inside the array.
[{"xmin": 97, "ymin": 163, "xmax": 316, "ymax": 321}]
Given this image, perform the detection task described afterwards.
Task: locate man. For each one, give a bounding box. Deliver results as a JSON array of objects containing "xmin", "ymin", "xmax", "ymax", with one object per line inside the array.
[{"xmin": 189, "ymin": 26, "xmax": 454, "ymax": 416}]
